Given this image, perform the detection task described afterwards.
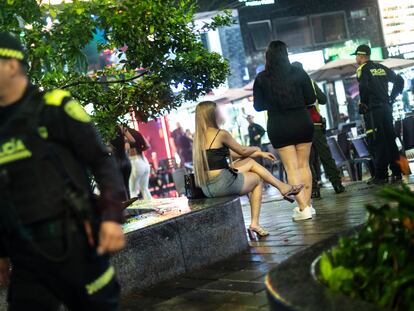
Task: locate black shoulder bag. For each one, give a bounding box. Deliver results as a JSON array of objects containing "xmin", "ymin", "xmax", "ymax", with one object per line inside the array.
[{"xmin": 184, "ymin": 173, "xmax": 206, "ymax": 199}]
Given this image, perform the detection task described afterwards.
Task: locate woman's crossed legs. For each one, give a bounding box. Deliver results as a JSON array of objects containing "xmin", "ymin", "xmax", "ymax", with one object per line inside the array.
[{"xmin": 233, "ymin": 158, "xmax": 298, "ymax": 229}]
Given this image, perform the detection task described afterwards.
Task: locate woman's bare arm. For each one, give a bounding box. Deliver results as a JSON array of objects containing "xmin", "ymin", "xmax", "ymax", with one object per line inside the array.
[
  {"xmin": 221, "ymin": 131, "xmax": 260, "ymax": 157},
  {"xmin": 124, "ymin": 129, "xmax": 135, "ymax": 143},
  {"xmin": 230, "ymin": 150, "xmax": 243, "ymax": 159},
  {"xmin": 229, "ymin": 142, "xmax": 276, "ymax": 162}
]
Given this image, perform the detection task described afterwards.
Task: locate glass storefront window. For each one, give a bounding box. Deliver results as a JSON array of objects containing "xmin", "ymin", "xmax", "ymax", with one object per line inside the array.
[
  {"xmin": 274, "ymin": 16, "xmax": 313, "ymax": 48},
  {"xmin": 311, "ymin": 12, "xmax": 349, "ymax": 45},
  {"xmin": 247, "ymin": 20, "xmax": 272, "ymax": 51}
]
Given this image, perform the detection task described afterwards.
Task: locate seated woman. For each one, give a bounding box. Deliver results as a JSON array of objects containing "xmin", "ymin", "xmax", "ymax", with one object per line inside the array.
[{"xmin": 192, "ymin": 101, "xmax": 304, "ymax": 238}]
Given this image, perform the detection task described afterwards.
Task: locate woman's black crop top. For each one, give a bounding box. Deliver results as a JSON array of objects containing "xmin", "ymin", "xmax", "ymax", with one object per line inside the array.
[
  {"xmin": 206, "ymin": 146, "xmax": 230, "ymax": 170},
  {"xmin": 206, "ymin": 129, "xmax": 230, "ymax": 170}
]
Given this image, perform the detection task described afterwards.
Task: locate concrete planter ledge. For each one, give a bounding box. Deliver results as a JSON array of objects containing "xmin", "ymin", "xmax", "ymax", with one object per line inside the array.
[{"xmin": 113, "ymin": 196, "xmax": 249, "ymax": 294}]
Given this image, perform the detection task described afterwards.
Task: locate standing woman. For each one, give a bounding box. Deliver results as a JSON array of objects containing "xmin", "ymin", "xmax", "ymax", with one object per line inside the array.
[
  {"xmin": 193, "ymin": 101, "xmax": 304, "ymax": 237},
  {"xmin": 253, "ymin": 41, "xmax": 316, "ymax": 221},
  {"xmin": 110, "ymin": 125, "xmax": 132, "ymax": 199},
  {"xmin": 125, "ymin": 127, "xmax": 152, "ymax": 200}
]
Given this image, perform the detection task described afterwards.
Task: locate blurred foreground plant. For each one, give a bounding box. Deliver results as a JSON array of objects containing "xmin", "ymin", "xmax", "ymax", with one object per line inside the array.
[{"xmin": 319, "ymin": 185, "xmax": 414, "ymax": 310}]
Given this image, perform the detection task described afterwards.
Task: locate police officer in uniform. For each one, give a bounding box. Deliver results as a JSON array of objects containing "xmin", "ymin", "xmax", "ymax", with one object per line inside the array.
[
  {"xmin": 0, "ymin": 32, "xmax": 126, "ymax": 310},
  {"xmin": 353, "ymin": 44, "xmax": 404, "ymax": 185}
]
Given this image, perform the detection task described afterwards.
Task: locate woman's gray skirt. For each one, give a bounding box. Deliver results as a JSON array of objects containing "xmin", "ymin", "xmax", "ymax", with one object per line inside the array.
[{"xmin": 201, "ymin": 169, "xmax": 244, "ymax": 198}]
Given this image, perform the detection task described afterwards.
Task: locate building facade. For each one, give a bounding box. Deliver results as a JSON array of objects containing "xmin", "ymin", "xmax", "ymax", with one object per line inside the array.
[{"xmin": 236, "ymin": 0, "xmax": 384, "ymax": 77}]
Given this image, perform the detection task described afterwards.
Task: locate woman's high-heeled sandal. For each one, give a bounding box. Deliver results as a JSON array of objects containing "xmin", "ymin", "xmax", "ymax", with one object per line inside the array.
[
  {"xmin": 247, "ymin": 226, "xmax": 269, "ymax": 240},
  {"xmin": 282, "ymin": 184, "xmax": 305, "ymax": 203}
]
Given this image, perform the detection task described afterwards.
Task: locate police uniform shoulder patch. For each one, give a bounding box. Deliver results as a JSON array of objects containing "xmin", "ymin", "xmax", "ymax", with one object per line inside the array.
[
  {"xmin": 44, "ymin": 89, "xmax": 71, "ymax": 106},
  {"xmin": 63, "ymin": 99, "xmax": 91, "ymax": 123}
]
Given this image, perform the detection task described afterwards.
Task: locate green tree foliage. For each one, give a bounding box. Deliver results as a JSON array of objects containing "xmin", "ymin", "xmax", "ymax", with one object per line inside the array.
[
  {"xmin": 0, "ymin": 0, "xmax": 231, "ymax": 138},
  {"xmin": 319, "ymin": 185, "xmax": 414, "ymax": 310}
]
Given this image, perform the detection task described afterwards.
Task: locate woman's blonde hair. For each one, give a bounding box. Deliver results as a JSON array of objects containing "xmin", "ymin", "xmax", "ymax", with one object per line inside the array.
[{"xmin": 193, "ymin": 101, "xmax": 219, "ymax": 187}]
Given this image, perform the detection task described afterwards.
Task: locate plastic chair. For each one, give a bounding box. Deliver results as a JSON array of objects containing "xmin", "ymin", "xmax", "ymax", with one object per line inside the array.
[
  {"xmin": 350, "ymin": 138, "xmax": 375, "ymax": 181},
  {"xmin": 327, "ymin": 137, "xmax": 356, "ymax": 181},
  {"xmin": 337, "ymin": 132, "xmax": 352, "ymax": 160}
]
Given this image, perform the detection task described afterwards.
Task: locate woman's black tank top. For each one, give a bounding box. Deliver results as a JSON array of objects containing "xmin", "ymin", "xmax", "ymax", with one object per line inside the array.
[{"xmin": 206, "ymin": 129, "xmax": 230, "ymax": 170}]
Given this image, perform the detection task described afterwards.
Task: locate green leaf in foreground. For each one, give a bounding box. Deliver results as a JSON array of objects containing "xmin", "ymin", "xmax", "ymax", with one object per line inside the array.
[{"xmin": 320, "ymin": 252, "xmax": 332, "ymax": 281}]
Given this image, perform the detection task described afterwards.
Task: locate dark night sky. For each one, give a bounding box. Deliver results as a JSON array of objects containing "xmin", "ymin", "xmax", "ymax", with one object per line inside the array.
[{"xmin": 196, "ymin": 0, "xmax": 245, "ymax": 12}]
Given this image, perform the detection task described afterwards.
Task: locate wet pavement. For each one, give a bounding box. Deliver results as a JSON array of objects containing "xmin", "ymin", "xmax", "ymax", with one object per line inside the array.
[{"xmin": 121, "ymin": 177, "xmax": 414, "ymax": 311}]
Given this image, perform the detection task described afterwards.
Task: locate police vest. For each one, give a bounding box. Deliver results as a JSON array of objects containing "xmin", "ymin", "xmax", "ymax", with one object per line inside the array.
[{"xmin": 0, "ymin": 88, "xmax": 90, "ymax": 226}]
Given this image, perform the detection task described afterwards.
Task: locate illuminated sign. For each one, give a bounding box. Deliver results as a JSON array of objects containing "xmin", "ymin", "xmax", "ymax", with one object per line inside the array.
[
  {"xmin": 323, "ymin": 40, "xmax": 384, "ymax": 61},
  {"xmin": 387, "ymin": 42, "xmax": 414, "ymax": 59},
  {"xmin": 378, "ymin": 0, "xmax": 414, "ymax": 46},
  {"xmin": 239, "ymin": 0, "xmax": 275, "ymax": 6},
  {"xmin": 289, "ymin": 50, "xmax": 325, "ymax": 72}
]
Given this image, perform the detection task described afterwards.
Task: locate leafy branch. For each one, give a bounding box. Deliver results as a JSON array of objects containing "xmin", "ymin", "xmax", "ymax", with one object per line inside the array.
[{"xmin": 0, "ymin": 0, "xmax": 232, "ymax": 139}]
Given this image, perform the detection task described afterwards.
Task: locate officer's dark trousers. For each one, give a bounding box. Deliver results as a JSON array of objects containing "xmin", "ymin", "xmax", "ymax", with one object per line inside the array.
[
  {"xmin": 7, "ymin": 230, "xmax": 120, "ymax": 311},
  {"xmin": 364, "ymin": 105, "xmax": 401, "ymax": 179},
  {"xmin": 310, "ymin": 125, "xmax": 342, "ymax": 189}
]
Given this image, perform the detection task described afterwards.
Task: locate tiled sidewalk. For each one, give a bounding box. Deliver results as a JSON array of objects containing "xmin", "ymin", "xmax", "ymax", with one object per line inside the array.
[{"xmin": 122, "ymin": 178, "xmax": 413, "ymax": 311}]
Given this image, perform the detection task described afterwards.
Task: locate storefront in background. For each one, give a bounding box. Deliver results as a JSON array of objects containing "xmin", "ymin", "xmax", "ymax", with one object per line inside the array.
[
  {"xmin": 237, "ymin": 0, "xmax": 385, "ymax": 80},
  {"xmin": 377, "ymin": 0, "xmax": 414, "ymax": 119},
  {"xmin": 131, "ymin": 116, "xmax": 174, "ymax": 168},
  {"xmin": 378, "ymin": 0, "xmax": 414, "ymax": 47}
]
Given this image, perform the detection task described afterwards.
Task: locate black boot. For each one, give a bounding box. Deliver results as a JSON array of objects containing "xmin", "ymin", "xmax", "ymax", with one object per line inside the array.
[
  {"xmin": 333, "ymin": 184, "xmax": 345, "ymax": 194},
  {"xmin": 311, "ymin": 188, "xmax": 321, "ymax": 199},
  {"xmin": 367, "ymin": 177, "xmax": 388, "ymax": 185}
]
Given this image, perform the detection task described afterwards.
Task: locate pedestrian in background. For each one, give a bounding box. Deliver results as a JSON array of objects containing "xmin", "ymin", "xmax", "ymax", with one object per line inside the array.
[
  {"xmin": 253, "ymin": 41, "xmax": 316, "ymax": 221},
  {"xmin": 247, "ymin": 115, "xmax": 266, "ymax": 148},
  {"xmin": 185, "ymin": 129, "xmax": 193, "ymax": 140},
  {"xmin": 179, "ymin": 130, "xmax": 193, "ymax": 164},
  {"xmin": 292, "ymin": 62, "xmax": 345, "ymax": 199},
  {"xmin": 353, "ymin": 44, "xmax": 404, "ymax": 185},
  {"xmin": 125, "ymin": 127, "xmax": 152, "ymax": 200},
  {"xmin": 110, "ymin": 125, "xmax": 132, "ymax": 199},
  {"xmin": 171, "ymin": 122, "xmax": 185, "ymax": 164}
]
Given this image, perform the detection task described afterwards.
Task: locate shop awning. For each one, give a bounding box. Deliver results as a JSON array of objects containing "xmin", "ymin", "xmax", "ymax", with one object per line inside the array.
[
  {"xmin": 215, "ymin": 88, "xmax": 252, "ymax": 104},
  {"xmin": 310, "ymin": 59, "xmax": 358, "ymax": 82},
  {"xmin": 380, "ymin": 58, "xmax": 414, "ymax": 70},
  {"xmin": 200, "ymin": 87, "xmax": 252, "ymax": 105},
  {"xmin": 310, "ymin": 58, "xmax": 414, "ymax": 82}
]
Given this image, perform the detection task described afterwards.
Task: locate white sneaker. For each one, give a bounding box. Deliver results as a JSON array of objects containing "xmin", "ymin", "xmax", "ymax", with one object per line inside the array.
[
  {"xmin": 292, "ymin": 206, "xmax": 312, "ymax": 221},
  {"xmin": 292, "ymin": 206, "xmax": 316, "ymax": 215}
]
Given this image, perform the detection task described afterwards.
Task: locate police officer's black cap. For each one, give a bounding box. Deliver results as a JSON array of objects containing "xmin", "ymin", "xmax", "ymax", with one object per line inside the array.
[
  {"xmin": 351, "ymin": 44, "xmax": 371, "ymax": 56},
  {"xmin": 0, "ymin": 32, "xmax": 27, "ymax": 63}
]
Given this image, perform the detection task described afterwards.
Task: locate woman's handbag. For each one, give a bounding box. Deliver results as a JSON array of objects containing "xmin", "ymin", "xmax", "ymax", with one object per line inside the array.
[{"xmin": 184, "ymin": 174, "xmax": 206, "ymax": 199}]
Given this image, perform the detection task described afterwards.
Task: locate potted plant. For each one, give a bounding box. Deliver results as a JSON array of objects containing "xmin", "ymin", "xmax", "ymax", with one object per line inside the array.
[{"xmin": 318, "ymin": 185, "xmax": 414, "ymax": 310}]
